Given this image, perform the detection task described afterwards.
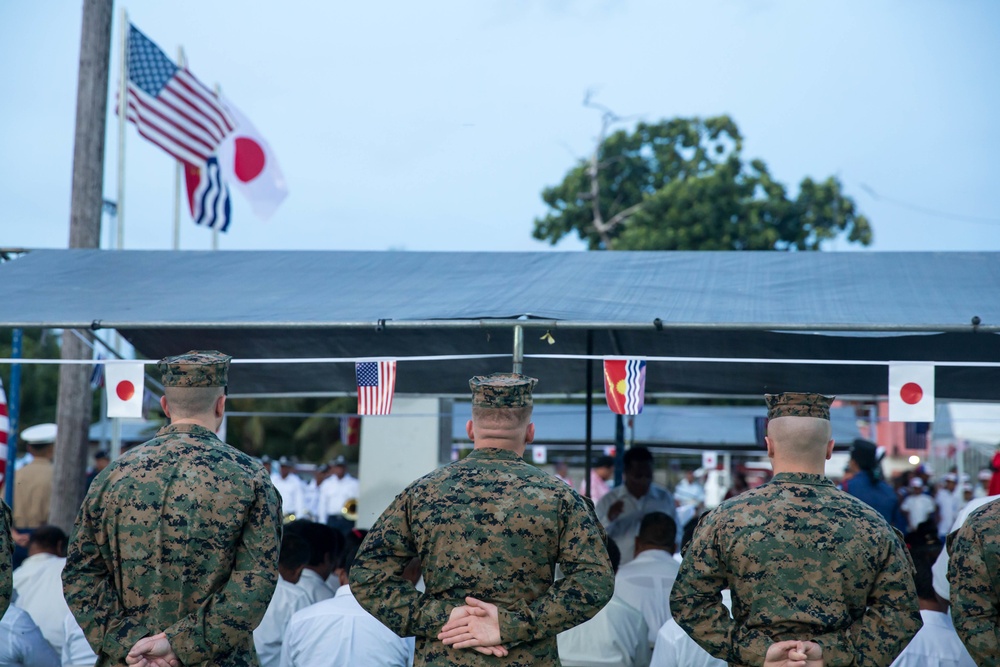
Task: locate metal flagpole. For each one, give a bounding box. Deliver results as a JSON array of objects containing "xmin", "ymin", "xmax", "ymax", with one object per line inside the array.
[
  {"xmin": 111, "ymin": 7, "xmax": 129, "ymax": 460},
  {"xmin": 116, "ymin": 7, "xmax": 128, "ymax": 251},
  {"xmin": 172, "ymin": 46, "xmax": 186, "ymax": 250}
]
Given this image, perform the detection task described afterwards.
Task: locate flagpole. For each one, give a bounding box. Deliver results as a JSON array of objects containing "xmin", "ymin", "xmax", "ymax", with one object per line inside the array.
[
  {"xmin": 112, "ymin": 7, "xmax": 128, "ymax": 460},
  {"xmin": 116, "ymin": 7, "xmax": 127, "ymax": 251},
  {"xmin": 172, "ymin": 46, "xmax": 185, "ymax": 251}
]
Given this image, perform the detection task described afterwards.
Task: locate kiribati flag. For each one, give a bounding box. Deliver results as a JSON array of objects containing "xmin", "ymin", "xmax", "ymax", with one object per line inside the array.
[{"xmin": 604, "ymin": 358, "xmax": 646, "ymax": 415}]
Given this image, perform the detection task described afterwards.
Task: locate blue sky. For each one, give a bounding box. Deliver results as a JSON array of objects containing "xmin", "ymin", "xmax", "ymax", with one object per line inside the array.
[{"xmin": 2, "ymin": 0, "xmax": 998, "ymax": 252}]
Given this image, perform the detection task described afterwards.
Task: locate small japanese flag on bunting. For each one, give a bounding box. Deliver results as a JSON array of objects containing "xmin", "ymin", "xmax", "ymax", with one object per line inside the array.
[
  {"xmin": 106, "ymin": 362, "xmax": 146, "ymax": 419},
  {"xmin": 888, "ymin": 363, "xmax": 935, "ymax": 422},
  {"xmin": 603, "ymin": 358, "xmax": 646, "ymax": 415},
  {"xmin": 356, "ymin": 360, "xmax": 396, "ymax": 416}
]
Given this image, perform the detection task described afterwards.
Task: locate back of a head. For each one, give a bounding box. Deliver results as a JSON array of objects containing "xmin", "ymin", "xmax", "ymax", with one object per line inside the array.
[
  {"xmin": 158, "ymin": 350, "xmax": 231, "ymax": 420},
  {"xmin": 764, "ymin": 393, "xmax": 833, "ymax": 464},
  {"xmin": 285, "ymin": 519, "xmax": 345, "ymax": 567},
  {"xmin": 162, "ymin": 386, "xmax": 224, "ymax": 419},
  {"xmin": 623, "ymin": 446, "xmax": 652, "ymax": 469},
  {"xmin": 637, "ymin": 511, "xmax": 677, "ymax": 550},
  {"xmin": 28, "ymin": 525, "xmax": 68, "ymax": 556},
  {"xmin": 469, "ymin": 373, "xmax": 536, "ymax": 443},
  {"xmin": 909, "ymin": 546, "xmax": 941, "ymax": 603},
  {"xmin": 279, "ymin": 532, "xmax": 312, "ymax": 572}
]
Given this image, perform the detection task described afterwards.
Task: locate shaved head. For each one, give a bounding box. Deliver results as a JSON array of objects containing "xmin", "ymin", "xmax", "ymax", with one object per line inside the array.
[
  {"xmin": 468, "ymin": 406, "xmax": 534, "ymax": 452},
  {"xmin": 766, "ymin": 416, "xmax": 833, "ymax": 469},
  {"xmin": 163, "ymin": 386, "xmax": 224, "ymax": 420}
]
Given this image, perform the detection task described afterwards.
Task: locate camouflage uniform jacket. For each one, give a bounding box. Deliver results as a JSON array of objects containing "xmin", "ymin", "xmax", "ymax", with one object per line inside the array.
[
  {"xmin": 948, "ymin": 497, "xmax": 1000, "ymax": 666},
  {"xmin": 671, "ymin": 472, "xmax": 921, "ymax": 667},
  {"xmin": 350, "ymin": 447, "xmax": 615, "ymax": 666},
  {"xmin": 63, "ymin": 423, "xmax": 282, "ymax": 667},
  {"xmin": 0, "ymin": 501, "xmax": 11, "ymax": 615}
]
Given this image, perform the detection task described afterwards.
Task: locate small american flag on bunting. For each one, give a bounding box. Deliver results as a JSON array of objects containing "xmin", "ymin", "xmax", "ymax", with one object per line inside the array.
[{"xmin": 356, "ymin": 361, "xmax": 396, "ymax": 415}]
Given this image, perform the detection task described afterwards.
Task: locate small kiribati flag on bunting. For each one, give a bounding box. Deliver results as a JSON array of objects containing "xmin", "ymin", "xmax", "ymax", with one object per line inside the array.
[
  {"xmin": 603, "ymin": 358, "xmax": 646, "ymax": 415},
  {"xmin": 356, "ymin": 360, "xmax": 396, "ymax": 416}
]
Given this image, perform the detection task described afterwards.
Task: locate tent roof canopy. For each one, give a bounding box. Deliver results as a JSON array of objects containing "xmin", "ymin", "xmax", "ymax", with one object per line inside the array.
[{"xmin": 3, "ymin": 249, "xmax": 999, "ymax": 398}]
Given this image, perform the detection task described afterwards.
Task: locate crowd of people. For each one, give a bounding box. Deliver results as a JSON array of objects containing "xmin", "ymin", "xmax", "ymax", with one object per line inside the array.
[{"xmin": 0, "ymin": 350, "xmax": 997, "ymax": 667}]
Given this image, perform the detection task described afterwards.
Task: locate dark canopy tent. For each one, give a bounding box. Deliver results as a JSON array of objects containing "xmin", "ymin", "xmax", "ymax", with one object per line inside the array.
[{"xmin": 2, "ymin": 249, "xmax": 999, "ymax": 399}]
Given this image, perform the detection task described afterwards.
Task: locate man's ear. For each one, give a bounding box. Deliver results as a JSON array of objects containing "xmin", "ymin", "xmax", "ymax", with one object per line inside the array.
[
  {"xmin": 525, "ymin": 422, "xmax": 535, "ymax": 444},
  {"xmin": 466, "ymin": 420, "xmax": 475, "ymax": 441},
  {"xmin": 764, "ymin": 436, "xmax": 775, "ymax": 460},
  {"xmin": 826, "ymin": 439, "xmax": 835, "ymax": 461},
  {"xmin": 215, "ymin": 394, "xmax": 226, "ymax": 418},
  {"xmin": 160, "ymin": 396, "xmax": 171, "ymax": 419}
]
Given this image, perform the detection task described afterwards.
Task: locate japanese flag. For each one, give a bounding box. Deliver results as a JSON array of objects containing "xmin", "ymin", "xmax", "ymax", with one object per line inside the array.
[
  {"xmin": 888, "ymin": 363, "xmax": 935, "ymax": 422},
  {"xmin": 217, "ymin": 96, "xmax": 288, "ymax": 220},
  {"xmin": 106, "ymin": 362, "xmax": 146, "ymax": 419}
]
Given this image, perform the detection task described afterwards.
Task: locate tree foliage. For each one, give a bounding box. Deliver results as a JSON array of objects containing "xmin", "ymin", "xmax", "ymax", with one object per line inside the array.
[{"xmin": 533, "ymin": 115, "xmax": 872, "ymax": 251}]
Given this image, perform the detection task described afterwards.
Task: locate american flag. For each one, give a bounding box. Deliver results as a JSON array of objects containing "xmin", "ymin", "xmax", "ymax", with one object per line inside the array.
[
  {"xmin": 356, "ymin": 361, "xmax": 396, "ymax": 416},
  {"xmin": 125, "ymin": 24, "xmax": 234, "ymax": 166},
  {"xmin": 185, "ymin": 157, "xmax": 231, "ymax": 231},
  {"xmin": 0, "ymin": 378, "xmax": 9, "ymax": 486}
]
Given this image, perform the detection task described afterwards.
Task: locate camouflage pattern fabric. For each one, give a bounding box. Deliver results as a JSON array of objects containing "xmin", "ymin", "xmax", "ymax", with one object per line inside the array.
[
  {"xmin": 158, "ymin": 350, "xmax": 231, "ymax": 387},
  {"xmin": 350, "ymin": 447, "xmax": 614, "ymax": 666},
  {"xmin": 469, "ymin": 373, "xmax": 537, "ymax": 408},
  {"xmin": 765, "ymin": 392, "xmax": 834, "ymax": 420},
  {"xmin": 671, "ymin": 472, "xmax": 921, "ymax": 667},
  {"xmin": 948, "ymin": 497, "xmax": 1000, "ymax": 665},
  {"xmin": 0, "ymin": 501, "xmax": 12, "ymax": 615},
  {"xmin": 63, "ymin": 423, "xmax": 282, "ymax": 667}
]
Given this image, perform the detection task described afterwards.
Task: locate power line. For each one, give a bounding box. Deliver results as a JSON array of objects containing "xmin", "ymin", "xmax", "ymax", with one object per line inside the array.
[{"xmin": 859, "ymin": 183, "xmax": 1000, "ymax": 226}]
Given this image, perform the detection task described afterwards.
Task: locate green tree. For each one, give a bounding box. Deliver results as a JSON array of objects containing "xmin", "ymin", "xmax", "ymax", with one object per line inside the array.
[
  {"xmin": 533, "ymin": 114, "xmax": 872, "ymax": 250},
  {"xmin": 0, "ymin": 329, "xmax": 63, "ymax": 431}
]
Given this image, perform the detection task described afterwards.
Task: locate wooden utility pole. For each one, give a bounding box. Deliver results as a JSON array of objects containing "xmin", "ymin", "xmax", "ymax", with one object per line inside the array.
[{"xmin": 51, "ymin": 0, "xmax": 114, "ymax": 532}]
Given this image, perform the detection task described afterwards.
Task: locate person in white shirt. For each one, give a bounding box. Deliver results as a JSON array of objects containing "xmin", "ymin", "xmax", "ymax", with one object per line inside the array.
[
  {"xmin": 253, "ymin": 533, "xmax": 315, "ymax": 667},
  {"xmin": 673, "ymin": 469, "xmax": 706, "ymax": 508},
  {"xmin": 11, "ymin": 526, "xmax": 71, "ymax": 655},
  {"xmin": 614, "ymin": 511, "xmax": 681, "ymax": 646},
  {"xmin": 316, "ymin": 456, "xmax": 360, "ymax": 529},
  {"xmin": 596, "ymin": 447, "xmax": 680, "ymax": 565},
  {"xmin": 935, "ymin": 474, "xmax": 960, "ymax": 540},
  {"xmin": 558, "ymin": 539, "xmax": 651, "ymax": 667},
  {"xmin": 0, "ymin": 599, "xmax": 60, "ymax": 667},
  {"xmin": 303, "ymin": 464, "xmax": 329, "ymax": 519},
  {"xmin": 270, "ymin": 457, "xmax": 307, "ymax": 519},
  {"xmin": 284, "ymin": 520, "xmax": 341, "ymax": 603},
  {"xmin": 901, "ymin": 477, "xmax": 938, "ymax": 535},
  {"xmin": 890, "ymin": 547, "xmax": 976, "ymax": 667},
  {"xmin": 280, "ymin": 543, "xmax": 416, "ymax": 667},
  {"xmin": 650, "ymin": 591, "xmax": 732, "ymax": 667},
  {"xmin": 60, "ymin": 614, "xmax": 97, "ymax": 667}
]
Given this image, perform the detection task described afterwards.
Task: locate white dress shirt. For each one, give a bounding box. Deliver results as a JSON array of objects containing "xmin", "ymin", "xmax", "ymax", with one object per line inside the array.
[
  {"xmin": 901, "ymin": 492, "xmax": 936, "ymax": 531},
  {"xmin": 614, "ymin": 549, "xmax": 681, "ymax": 645},
  {"xmin": 280, "ymin": 584, "xmax": 414, "ymax": 667},
  {"xmin": 60, "ymin": 613, "xmax": 97, "ymax": 667},
  {"xmin": 317, "ymin": 474, "xmax": 360, "ymax": 524},
  {"xmin": 270, "ymin": 473, "xmax": 307, "ymax": 517},
  {"xmin": 935, "ymin": 487, "xmax": 959, "ymax": 538},
  {"xmin": 596, "ymin": 484, "xmax": 680, "ymax": 564},
  {"xmin": 889, "ymin": 609, "xmax": 976, "ymax": 667},
  {"xmin": 557, "ymin": 595, "xmax": 651, "ymax": 667},
  {"xmin": 0, "ymin": 605, "xmax": 60, "ymax": 667},
  {"xmin": 650, "ymin": 619, "xmax": 726, "ymax": 667},
  {"xmin": 673, "ymin": 478, "xmax": 705, "ymax": 507},
  {"xmin": 11, "ymin": 553, "xmax": 70, "ymax": 653},
  {"xmin": 296, "ymin": 568, "xmax": 335, "ymax": 604},
  {"xmin": 304, "ymin": 478, "xmax": 322, "ymax": 517},
  {"xmin": 253, "ymin": 578, "xmax": 313, "ymax": 667}
]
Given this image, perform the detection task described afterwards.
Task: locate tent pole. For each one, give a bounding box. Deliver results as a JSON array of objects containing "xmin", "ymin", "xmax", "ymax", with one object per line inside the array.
[
  {"xmin": 512, "ymin": 325, "xmax": 523, "ymax": 374},
  {"xmin": 585, "ymin": 330, "xmax": 593, "ymax": 497}
]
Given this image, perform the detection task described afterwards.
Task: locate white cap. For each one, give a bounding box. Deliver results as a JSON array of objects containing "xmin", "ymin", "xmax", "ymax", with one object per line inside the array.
[
  {"xmin": 20, "ymin": 423, "xmax": 57, "ymax": 445},
  {"xmin": 909, "ymin": 477, "xmax": 925, "ymax": 488},
  {"xmin": 944, "ymin": 473, "xmax": 958, "ymax": 483}
]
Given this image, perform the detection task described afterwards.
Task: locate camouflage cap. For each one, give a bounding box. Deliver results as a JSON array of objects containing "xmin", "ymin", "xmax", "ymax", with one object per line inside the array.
[
  {"xmin": 158, "ymin": 350, "xmax": 231, "ymax": 388},
  {"xmin": 470, "ymin": 372, "xmax": 538, "ymax": 408},
  {"xmin": 764, "ymin": 392, "xmax": 834, "ymax": 420}
]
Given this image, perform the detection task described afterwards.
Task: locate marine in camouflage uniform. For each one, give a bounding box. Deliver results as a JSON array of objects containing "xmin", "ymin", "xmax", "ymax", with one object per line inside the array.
[
  {"xmin": 0, "ymin": 500, "xmax": 12, "ymax": 615},
  {"xmin": 671, "ymin": 392, "xmax": 922, "ymax": 667},
  {"xmin": 948, "ymin": 497, "xmax": 1000, "ymax": 665},
  {"xmin": 350, "ymin": 373, "xmax": 614, "ymax": 666},
  {"xmin": 63, "ymin": 351, "xmax": 282, "ymax": 667}
]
